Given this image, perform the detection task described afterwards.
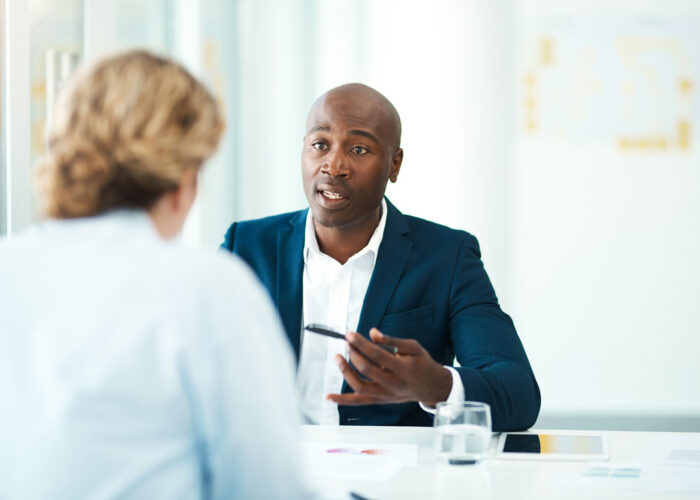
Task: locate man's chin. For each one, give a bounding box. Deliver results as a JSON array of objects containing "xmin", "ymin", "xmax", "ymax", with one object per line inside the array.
[
  {"xmin": 310, "ymin": 211, "xmax": 350, "ymax": 229},
  {"xmin": 309, "ymin": 203, "xmax": 384, "ymax": 232}
]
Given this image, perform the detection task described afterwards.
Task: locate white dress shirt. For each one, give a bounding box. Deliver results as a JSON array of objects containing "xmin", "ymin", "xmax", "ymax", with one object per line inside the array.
[
  {"xmin": 0, "ymin": 210, "xmax": 312, "ymax": 500},
  {"xmin": 297, "ymin": 199, "xmax": 465, "ymax": 425}
]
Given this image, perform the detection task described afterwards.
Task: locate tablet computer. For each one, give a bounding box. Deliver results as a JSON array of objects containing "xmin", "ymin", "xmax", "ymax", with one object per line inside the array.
[{"xmin": 496, "ymin": 432, "xmax": 608, "ymax": 461}]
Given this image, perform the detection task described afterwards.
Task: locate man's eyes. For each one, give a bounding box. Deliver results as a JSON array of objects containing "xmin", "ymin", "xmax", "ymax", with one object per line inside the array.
[{"xmin": 310, "ymin": 142, "xmax": 368, "ymax": 155}]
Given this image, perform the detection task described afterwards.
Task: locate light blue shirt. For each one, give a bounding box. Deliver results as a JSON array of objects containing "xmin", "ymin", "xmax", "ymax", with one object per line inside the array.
[{"xmin": 0, "ymin": 210, "xmax": 312, "ymax": 500}]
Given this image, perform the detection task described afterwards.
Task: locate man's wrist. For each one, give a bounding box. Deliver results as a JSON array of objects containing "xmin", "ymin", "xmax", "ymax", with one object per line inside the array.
[{"xmin": 419, "ymin": 366, "xmax": 453, "ymax": 408}]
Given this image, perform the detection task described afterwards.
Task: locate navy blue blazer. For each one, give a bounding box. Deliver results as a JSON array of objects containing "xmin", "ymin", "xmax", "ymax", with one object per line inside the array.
[{"xmin": 221, "ymin": 199, "xmax": 540, "ymax": 430}]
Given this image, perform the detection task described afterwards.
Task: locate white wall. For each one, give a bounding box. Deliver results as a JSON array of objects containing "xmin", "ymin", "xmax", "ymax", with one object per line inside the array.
[{"xmin": 511, "ymin": 0, "xmax": 700, "ymax": 422}]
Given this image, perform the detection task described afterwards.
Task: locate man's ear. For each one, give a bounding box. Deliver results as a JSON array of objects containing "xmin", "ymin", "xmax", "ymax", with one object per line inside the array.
[{"xmin": 389, "ymin": 148, "xmax": 403, "ymax": 183}]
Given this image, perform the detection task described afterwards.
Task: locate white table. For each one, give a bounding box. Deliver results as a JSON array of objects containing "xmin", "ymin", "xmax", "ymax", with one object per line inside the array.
[{"xmin": 301, "ymin": 425, "xmax": 700, "ymax": 499}]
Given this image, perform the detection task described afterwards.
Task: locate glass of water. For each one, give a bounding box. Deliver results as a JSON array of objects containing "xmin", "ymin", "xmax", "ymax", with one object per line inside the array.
[{"xmin": 434, "ymin": 401, "xmax": 492, "ymax": 465}]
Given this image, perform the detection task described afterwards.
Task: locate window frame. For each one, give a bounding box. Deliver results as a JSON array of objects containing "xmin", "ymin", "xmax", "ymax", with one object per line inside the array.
[{"xmin": 1, "ymin": 0, "xmax": 32, "ymax": 237}]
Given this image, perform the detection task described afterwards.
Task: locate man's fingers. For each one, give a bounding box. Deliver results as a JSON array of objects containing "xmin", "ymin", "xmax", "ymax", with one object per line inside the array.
[
  {"xmin": 334, "ymin": 355, "xmax": 387, "ymax": 396},
  {"xmin": 325, "ymin": 393, "xmax": 385, "ymax": 406},
  {"xmin": 348, "ymin": 346, "xmax": 401, "ymax": 388},
  {"xmin": 369, "ymin": 328, "xmax": 424, "ymax": 355},
  {"xmin": 345, "ymin": 331, "xmax": 400, "ymax": 369},
  {"xmin": 335, "ymin": 355, "xmax": 366, "ymax": 391}
]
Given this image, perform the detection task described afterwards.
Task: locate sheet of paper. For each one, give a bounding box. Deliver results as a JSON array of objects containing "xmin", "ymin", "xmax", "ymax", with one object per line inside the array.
[
  {"xmin": 636, "ymin": 435, "xmax": 700, "ymax": 468},
  {"xmin": 558, "ymin": 462, "xmax": 700, "ymax": 494},
  {"xmin": 301, "ymin": 441, "xmax": 418, "ymax": 482}
]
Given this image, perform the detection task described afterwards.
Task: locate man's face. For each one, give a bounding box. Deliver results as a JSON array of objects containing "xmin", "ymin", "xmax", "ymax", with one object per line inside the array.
[{"xmin": 301, "ymin": 94, "xmax": 401, "ymax": 230}]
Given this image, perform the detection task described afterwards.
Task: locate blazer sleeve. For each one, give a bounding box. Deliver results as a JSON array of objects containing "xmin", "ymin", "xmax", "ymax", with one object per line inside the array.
[
  {"xmin": 220, "ymin": 222, "xmax": 238, "ymax": 252},
  {"xmin": 448, "ymin": 233, "xmax": 541, "ymax": 431}
]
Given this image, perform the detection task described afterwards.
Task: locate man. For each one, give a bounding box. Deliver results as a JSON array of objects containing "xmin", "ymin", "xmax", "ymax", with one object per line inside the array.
[{"xmin": 221, "ymin": 83, "xmax": 540, "ymax": 430}]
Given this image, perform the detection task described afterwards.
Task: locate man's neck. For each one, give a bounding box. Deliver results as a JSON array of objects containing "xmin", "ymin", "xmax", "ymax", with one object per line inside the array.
[{"xmin": 313, "ymin": 207, "xmax": 382, "ymax": 265}]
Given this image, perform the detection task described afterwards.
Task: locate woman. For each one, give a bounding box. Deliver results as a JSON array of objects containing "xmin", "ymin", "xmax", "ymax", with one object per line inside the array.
[{"xmin": 0, "ymin": 50, "xmax": 310, "ymax": 500}]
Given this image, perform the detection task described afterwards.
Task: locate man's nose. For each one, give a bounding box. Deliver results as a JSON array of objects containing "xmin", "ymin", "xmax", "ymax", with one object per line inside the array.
[{"xmin": 320, "ymin": 149, "xmax": 350, "ymax": 178}]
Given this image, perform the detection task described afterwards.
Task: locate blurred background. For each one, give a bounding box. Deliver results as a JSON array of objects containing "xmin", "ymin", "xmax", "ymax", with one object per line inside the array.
[{"xmin": 1, "ymin": 0, "xmax": 698, "ymax": 431}]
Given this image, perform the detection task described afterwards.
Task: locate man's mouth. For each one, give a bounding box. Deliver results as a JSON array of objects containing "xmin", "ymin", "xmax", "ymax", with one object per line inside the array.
[
  {"xmin": 315, "ymin": 186, "xmax": 350, "ymax": 208},
  {"xmin": 322, "ymin": 190, "xmax": 346, "ymax": 200}
]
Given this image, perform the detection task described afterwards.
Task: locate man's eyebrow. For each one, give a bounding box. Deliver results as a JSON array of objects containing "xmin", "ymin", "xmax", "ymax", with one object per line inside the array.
[
  {"xmin": 349, "ymin": 129, "xmax": 378, "ymax": 142},
  {"xmin": 308, "ymin": 125, "xmax": 330, "ymax": 134}
]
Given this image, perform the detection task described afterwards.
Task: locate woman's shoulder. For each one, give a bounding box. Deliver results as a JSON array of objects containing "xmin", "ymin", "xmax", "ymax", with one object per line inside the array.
[{"xmin": 153, "ymin": 243, "xmax": 271, "ymax": 310}]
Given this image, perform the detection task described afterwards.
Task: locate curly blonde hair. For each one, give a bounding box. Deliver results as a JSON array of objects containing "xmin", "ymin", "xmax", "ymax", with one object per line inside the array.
[{"xmin": 36, "ymin": 49, "xmax": 225, "ymax": 218}]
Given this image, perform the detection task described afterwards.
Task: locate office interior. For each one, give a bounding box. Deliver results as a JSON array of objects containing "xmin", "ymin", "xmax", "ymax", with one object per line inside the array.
[{"xmin": 1, "ymin": 0, "xmax": 698, "ymax": 437}]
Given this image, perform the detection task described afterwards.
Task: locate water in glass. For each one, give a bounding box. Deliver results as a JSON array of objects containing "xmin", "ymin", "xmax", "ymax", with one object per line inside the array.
[{"xmin": 435, "ymin": 423, "xmax": 491, "ymax": 465}]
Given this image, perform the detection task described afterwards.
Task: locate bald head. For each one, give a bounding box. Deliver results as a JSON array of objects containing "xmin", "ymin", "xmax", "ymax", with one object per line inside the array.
[
  {"xmin": 307, "ymin": 83, "xmax": 402, "ymax": 151},
  {"xmin": 301, "ymin": 83, "xmax": 404, "ymax": 235}
]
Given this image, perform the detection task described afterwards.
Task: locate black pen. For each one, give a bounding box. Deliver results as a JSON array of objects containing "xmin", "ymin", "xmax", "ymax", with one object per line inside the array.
[
  {"xmin": 349, "ymin": 491, "xmax": 373, "ymax": 500},
  {"xmin": 304, "ymin": 324, "xmax": 399, "ymax": 354}
]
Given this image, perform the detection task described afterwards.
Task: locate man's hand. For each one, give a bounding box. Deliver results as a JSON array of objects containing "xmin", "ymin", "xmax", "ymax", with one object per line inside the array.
[{"xmin": 325, "ymin": 328, "xmax": 453, "ymax": 408}]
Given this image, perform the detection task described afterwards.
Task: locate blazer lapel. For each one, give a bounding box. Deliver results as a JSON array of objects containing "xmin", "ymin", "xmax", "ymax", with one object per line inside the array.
[
  {"xmin": 276, "ymin": 210, "xmax": 306, "ymax": 361},
  {"xmin": 341, "ymin": 200, "xmax": 413, "ymax": 401},
  {"xmin": 356, "ymin": 199, "xmax": 413, "ymax": 337}
]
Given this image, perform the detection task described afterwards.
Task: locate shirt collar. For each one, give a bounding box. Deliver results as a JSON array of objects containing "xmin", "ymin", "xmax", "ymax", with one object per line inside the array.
[{"xmin": 303, "ymin": 198, "xmax": 388, "ymax": 266}]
